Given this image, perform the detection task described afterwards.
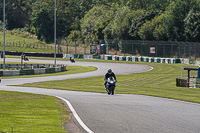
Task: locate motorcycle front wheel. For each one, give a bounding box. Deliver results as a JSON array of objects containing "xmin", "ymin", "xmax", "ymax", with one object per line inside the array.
[{"xmin": 110, "ymin": 86, "xmax": 115, "ymax": 95}]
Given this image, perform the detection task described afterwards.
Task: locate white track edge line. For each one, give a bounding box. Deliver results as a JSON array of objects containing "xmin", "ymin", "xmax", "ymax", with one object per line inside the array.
[{"xmin": 55, "ymin": 96, "xmax": 94, "ymax": 133}]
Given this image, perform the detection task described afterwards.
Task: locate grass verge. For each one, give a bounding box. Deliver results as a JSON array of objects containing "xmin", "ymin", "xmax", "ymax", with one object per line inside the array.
[
  {"xmin": 20, "ymin": 61, "xmax": 200, "ymax": 104},
  {"xmin": 0, "ymin": 91, "xmax": 69, "ymax": 133},
  {"xmin": 0, "ymin": 32, "xmax": 44, "ymax": 45}
]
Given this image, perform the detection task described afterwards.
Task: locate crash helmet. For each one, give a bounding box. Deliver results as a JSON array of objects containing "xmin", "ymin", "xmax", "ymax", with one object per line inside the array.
[{"xmin": 108, "ymin": 69, "xmax": 112, "ymax": 74}]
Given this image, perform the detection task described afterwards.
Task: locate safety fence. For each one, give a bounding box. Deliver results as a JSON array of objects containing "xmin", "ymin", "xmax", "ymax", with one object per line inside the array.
[
  {"xmin": 0, "ymin": 64, "xmax": 66, "ymax": 76},
  {"xmin": 1, "ymin": 39, "xmax": 200, "ymax": 58},
  {"xmin": 62, "ymin": 39, "xmax": 200, "ymax": 58},
  {"xmin": 63, "ymin": 54, "xmax": 185, "ymax": 64}
]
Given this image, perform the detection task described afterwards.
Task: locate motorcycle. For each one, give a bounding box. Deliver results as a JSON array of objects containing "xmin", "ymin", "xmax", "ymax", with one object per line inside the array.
[{"xmin": 106, "ymin": 76, "xmax": 116, "ymax": 95}]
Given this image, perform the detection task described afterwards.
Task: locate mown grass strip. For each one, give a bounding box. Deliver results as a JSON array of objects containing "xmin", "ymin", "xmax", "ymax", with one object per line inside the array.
[{"xmin": 0, "ymin": 91, "xmax": 69, "ymax": 133}]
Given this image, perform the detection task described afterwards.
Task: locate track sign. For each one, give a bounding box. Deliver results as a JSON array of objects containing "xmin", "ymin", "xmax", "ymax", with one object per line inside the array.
[{"xmin": 150, "ymin": 47, "xmax": 155, "ymax": 54}]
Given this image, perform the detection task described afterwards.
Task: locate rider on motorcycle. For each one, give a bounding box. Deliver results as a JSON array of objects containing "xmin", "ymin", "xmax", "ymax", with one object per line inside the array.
[{"xmin": 104, "ymin": 69, "xmax": 116, "ymax": 88}]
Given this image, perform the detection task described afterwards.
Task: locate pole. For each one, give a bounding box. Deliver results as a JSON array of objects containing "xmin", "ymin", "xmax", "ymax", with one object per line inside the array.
[
  {"xmin": 54, "ymin": 0, "xmax": 57, "ymax": 66},
  {"xmin": 3, "ymin": 0, "xmax": 5, "ymax": 70}
]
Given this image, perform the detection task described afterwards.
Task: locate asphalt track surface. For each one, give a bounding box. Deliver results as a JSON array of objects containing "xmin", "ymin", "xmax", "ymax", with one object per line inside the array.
[{"xmin": 1, "ymin": 58, "xmax": 200, "ymax": 133}]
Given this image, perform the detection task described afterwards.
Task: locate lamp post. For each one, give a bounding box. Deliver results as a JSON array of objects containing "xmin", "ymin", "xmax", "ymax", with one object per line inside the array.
[
  {"xmin": 54, "ymin": 0, "xmax": 56, "ymax": 66},
  {"xmin": 3, "ymin": 0, "xmax": 5, "ymax": 70}
]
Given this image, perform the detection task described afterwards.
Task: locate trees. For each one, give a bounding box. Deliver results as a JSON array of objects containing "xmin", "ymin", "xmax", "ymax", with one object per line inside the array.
[
  {"xmin": 1, "ymin": 0, "xmax": 200, "ymax": 43},
  {"xmin": 32, "ymin": 7, "xmax": 53, "ymax": 43},
  {"xmin": 184, "ymin": 10, "xmax": 200, "ymax": 42}
]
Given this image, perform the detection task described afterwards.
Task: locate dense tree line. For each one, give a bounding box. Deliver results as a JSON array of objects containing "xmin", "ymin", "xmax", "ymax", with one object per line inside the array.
[{"xmin": 1, "ymin": 0, "xmax": 200, "ymax": 43}]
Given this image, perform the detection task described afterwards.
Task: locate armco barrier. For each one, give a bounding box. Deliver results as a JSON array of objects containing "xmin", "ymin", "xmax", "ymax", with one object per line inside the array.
[
  {"xmin": 34, "ymin": 69, "xmax": 46, "ymax": 75},
  {"xmin": 20, "ymin": 69, "xmax": 34, "ymax": 75},
  {"xmin": 150, "ymin": 57, "xmax": 155, "ymax": 63},
  {"xmin": 173, "ymin": 58, "xmax": 181, "ymax": 63},
  {"xmin": 105, "ymin": 55, "xmax": 112, "ymax": 60},
  {"xmin": 0, "ymin": 64, "xmax": 66, "ymax": 76},
  {"xmin": 0, "ymin": 71, "xmax": 3, "ymax": 76},
  {"xmin": 63, "ymin": 54, "xmax": 184, "ymax": 64},
  {"xmin": 161, "ymin": 58, "xmax": 165, "ymax": 63},
  {"xmin": 156, "ymin": 58, "xmax": 161, "ymax": 63},
  {"xmin": 45, "ymin": 68, "xmax": 51, "ymax": 73},
  {"xmin": 61, "ymin": 66, "xmax": 65, "ymax": 72},
  {"xmin": 140, "ymin": 57, "xmax": 144, "ymax": 62},
  {"xmin": 4, "ymin": 70, "xmax": 20, "ymax": 76},
  {"xmin": 63, "ymin": 54, "xmax": 74, "ymax": 58},
  {"xmin": 128, "ymin": 56, "xmax": 132, "ymax": 61},
  {"xmin": 93, "ymin": 55, "xmax": 101, "ymax": 59},
  {"xmin": 84, "ymin": 55, "xmax": 93, "ymax": 59},
  {"xmin": 74, "ymin": 54, "xmax": 84, "ymax": 59},
  {"xmin": 135, "ymin": 57, "xmax": 139, "ymax": 61}
]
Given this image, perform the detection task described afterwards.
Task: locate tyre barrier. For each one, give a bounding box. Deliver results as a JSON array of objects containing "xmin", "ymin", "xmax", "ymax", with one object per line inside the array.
[
  {"xmin": 63, "ymin": 54, "xmax": 186, "ymax": 64},
  {"xmin": 0, "ymin": 64, "xmax": 66, "ymax": 76}
]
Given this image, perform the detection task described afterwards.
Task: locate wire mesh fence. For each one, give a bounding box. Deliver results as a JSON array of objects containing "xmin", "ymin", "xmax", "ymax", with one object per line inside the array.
[
  {"xmin": 1, "ymin": 39, "xmax": 200, "ymax": 58},
  {"xmin": 61, "ymin": 39, "xmax": 200, "ymax": 58}
]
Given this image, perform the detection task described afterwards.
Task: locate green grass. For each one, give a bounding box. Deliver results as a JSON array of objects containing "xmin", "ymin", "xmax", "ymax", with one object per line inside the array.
[
  {"xmin": 0, "ymin": 45, "xmax": 55, "ymax": 53},
  {"xmin": 0, "ymin": 91, "xmax": 69, "ymax": 133},
  {"xmin": 0, "ymin": 32, "xmax": 44, "ymax": 45},
  {"xmin": 0, "ymin": 32, "xmax": 56, "ymax": 53},
  {"xmin": 20, "ymin": 61, "xmax": 200, "ymax": 104}
]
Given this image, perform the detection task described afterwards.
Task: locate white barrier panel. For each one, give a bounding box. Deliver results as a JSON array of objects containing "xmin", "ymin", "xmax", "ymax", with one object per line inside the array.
[
  {"xmin": 104, "ymin": 55, "xmax": 112, "ymax": 60},
  {"xmin": 100, "ymin": 55, "xmax": 104, "ymax": 59},
  {"xmin": 112, "ymin": 55, "xmax": 117, "ymax": 61},
  {"xmin": 55, "ymin": 67, "xmax": 60, "ymax": 73},
  {"xmin": 143, "ymin": 57, "xmax": 148, "ymax": 62},
  {"xmin": 132, "ymin": 56, "xmax": 136, "ymax": 62},
  {"xmin": 84, "ymin": 55, "xmax": 93, "ymax": 59},
  {"xmin": 182, "ymin": 59, "xmax": 189, "ymax": 64},
  {"xmin": 196, "ymin": 60, "xmax": 200, "ymax": 66},
  {"xmin": 34, "ymin": 69, "xmax": 45, "ymax": 75},
  {"xmin": 119, "ymin": 56, "xmax": 123, "ymax": 61},
  {"xmin": 3, "ymin": 70, "xmax": 20, "ymax": 76},
  {"xmin": 63, "ymin": 54, "xmax": 74, "ymax": 58}
]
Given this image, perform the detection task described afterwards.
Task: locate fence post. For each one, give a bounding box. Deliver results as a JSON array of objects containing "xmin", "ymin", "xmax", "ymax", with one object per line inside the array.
[
  {"xmin": 115, "ymin": 40, "xmax": 117, "ymax": 55},
  {"xmin": 170, "ymin": 42, "xmax": 173, "ymax": 58},
  {"xmin": 141, "ymin": 42, "xmax": 143, "ymax": 56},
  {"xmin": 107, "ymin": 40, "xmax": 109, "ymax": 55},
  {"xmin": 179, "ymin": 43, "xmax": 181, "ymax": 58},
  {"xmin": 66, "ymin": 40, "xmax": 69, "ymax": 54},
  {"xmin": 84, "ymin": 39, "xmax": 86, "ymax": 55},
  {"xmin": 149, "ymin": 44, "xmax": 150, "ymax": 57},
  {"xmin": 184, "ymin": 43, "xmax": 186, "ymax": 58},
  {"xmin": 123, "ymin": 41, "xmax": 125, "ymax": 56},
  {"xmin": 189, "ymin": 43, "xmax": 191, "ymax": 58},
  {"xmin": 75, "ymin": 40, "xmax": 77, "ymax": 54},
  {"xmin": 132, "ymin": 43, "xmax": 134, "ymax": 56},
  {"xmin": 163, "ymin": 43, "xmax": 165, "ymax": 57}
]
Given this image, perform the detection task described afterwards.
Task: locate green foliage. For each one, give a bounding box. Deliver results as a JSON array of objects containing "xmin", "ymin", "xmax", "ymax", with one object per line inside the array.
[
  {"xmin": 32, "ymin": 7, "xmax": 54, "ymax": 43},
  {"xmin": 129, "ymin": 11, "xmax": 158, "ymax": 39},
  {"xmin": 138, "ymin": 13, "xmax": 171, "ymax": 41},
  {"xmin": 2, "ymin": 0, "xmax": 200, "ymax": 43},
  {"xmin": 184, "ymin": 9, "xmax": 200, "ymax": 42},
  {"xmin": 103, "ymin": 5, "xmax": 132, "ymax": 40},
  {"xmin": 81, "ymin": 5, "xmax": 113, "ymax": 39}
]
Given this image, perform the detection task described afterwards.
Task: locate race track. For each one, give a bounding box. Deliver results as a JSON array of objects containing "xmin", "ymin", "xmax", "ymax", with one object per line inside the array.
[{"xmin": 1, "ymin": 58, "xmax": 200, "ymax": 133}]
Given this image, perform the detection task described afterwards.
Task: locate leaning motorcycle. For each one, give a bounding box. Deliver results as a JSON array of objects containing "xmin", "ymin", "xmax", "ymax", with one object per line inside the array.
[{"xmin": 106, "ymin": 76, "xmax": 116, "ymax": 95}]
